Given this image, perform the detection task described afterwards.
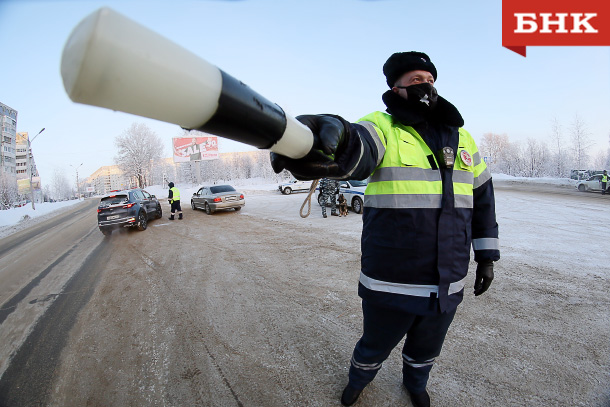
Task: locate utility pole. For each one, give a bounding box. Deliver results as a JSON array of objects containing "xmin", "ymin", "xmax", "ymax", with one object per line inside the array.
[
  {"xmin": 70, "ymin": 163, "xmax": 83, "ymax": 200},
  {"xmin": 28, "ymin": 128, "xmax": 45, "ymax": 210}
]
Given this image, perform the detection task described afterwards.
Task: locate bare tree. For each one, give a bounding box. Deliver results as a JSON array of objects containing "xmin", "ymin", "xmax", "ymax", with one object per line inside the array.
[
  {"xmin": 569, "ymin": 114, "xmax": 594, "ymax": 170},
  {"xmin": 115, "ymin": 123, "xmax": 164, "ymax": 188}
]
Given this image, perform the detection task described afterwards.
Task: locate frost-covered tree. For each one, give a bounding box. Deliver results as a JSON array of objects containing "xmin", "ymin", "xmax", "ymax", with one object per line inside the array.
[
  {"xmin": 605, "ymin": 132, "xmax": 610, "ymax": 170},
  {"xmin": 114, "ymin": 123, "xmax": 164, "ymax": 188},
  {"xmin": 523, "ymin": 138, "xmax": 550, "ymax": 177},
  {"xmin": 479, "ymin": 133, "xmax": 510, "ymax": 173},
  {"xmin": 592, "ymin": 151, "xmax": 608, "ymax": 169},
  {"xmin": 569, "ymin": 114, "xmax": 593, "ymax": 170},
  {"xmin": 0, "ymin": 172, "xmax": 18, "ymax": 209},
  {"xmin": 50, "ymin": 168, "xmax": 71, "ymax": 200},
  {"xmin": 548, "ymin": 117, "xmax": 569, "ymax": 177}
]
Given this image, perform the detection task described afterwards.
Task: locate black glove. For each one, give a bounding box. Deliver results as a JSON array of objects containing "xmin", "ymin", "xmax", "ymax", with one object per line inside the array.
[
  {"xmin": 270, "ymin": 115, "xmax": 349, "ymax": 180},
  {"xmin": 474, "ymin": 260, "xmax": 494, "ymax": 296}
]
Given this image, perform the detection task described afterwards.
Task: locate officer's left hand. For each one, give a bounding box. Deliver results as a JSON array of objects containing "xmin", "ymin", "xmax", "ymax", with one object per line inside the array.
[{"xmin": 474, "ymin": 260, "xmax": 494, "ymax": 296}]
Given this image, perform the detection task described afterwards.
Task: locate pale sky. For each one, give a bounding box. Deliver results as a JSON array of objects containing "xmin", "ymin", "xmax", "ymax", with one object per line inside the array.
[{"xmin": 1, "ymin": 0, "xmax": 609, "ymax": 187}]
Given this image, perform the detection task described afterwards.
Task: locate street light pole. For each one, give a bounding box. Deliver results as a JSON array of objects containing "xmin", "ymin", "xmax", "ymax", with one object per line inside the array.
[
  {"xmin": 70, "ymin": 163, "xmax": 83, "ymax": 200},
  {"xmin": 28, "ymin": 128, "xmax": 45, "ymax": 210}
]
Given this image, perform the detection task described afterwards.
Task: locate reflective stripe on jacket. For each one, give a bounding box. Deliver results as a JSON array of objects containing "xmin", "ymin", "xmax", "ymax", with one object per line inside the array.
[{"xmin": 352, "ymin": 111, "xmax": 499, "ymax": 314}]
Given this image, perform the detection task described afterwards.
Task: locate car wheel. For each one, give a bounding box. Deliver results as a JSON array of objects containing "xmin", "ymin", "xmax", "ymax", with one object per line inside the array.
[
  {"xmin": 137, "ymin": 211, "xmax": 148, "ymax": 230},
  {"xmin": 191, "ymin": 200, "xmax": 196, "ymax": 210},
  {"xmin": 156, "ymin": 205, "xmax": 162, "ymax": 219},
  {"xmin": 578, "ymin": 184, "xmax": 586, "ymax": 192},
  {"xmin": 100, "ymin": 228, "xmax": 112, "ymax": 236},
  {"xmin": 205, "ymin": 202, "xmax": 213, "ymax": 215},
  {"xmin": 352, "ymin": 196, "xmax": 363, "ymax": 214},
  {"xmin": 234, "ymin": 206, "xmax": 241, "ymax": 211},
  {"xmin": 284, "ymin": 187, "xmax": 292, "ymax": 195}
]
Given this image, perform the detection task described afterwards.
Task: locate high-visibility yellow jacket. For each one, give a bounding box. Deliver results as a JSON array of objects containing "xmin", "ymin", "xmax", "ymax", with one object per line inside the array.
[
  {"xmin": 169, "ymin": 187, "xmax": 180, "ymax": 203},
  {"xmin": 345, "ymin": 110, "xmax": 499, "ymax": 314}
]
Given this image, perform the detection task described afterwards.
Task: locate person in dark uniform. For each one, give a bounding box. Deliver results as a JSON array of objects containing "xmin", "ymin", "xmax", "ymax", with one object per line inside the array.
[
  {"xmin": 602, "ymin": 170, "xmax": 608, "ymax": 195},
  {"xmin": 319, "ymin": 178, "xmax": 339, "ymax": 217},
  {"xmin": 167, "ymin": 182, "xmax": 182, "ymax": 220},
  {"xmin": 270, "ymin": 51, "xmax": 499, "ymax": 407}
]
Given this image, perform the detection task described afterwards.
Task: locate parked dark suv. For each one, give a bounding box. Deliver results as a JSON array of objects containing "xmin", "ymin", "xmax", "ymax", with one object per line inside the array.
[{"xmin": 97, "ymin": 188, "xmax": 162, "ymax": 236}]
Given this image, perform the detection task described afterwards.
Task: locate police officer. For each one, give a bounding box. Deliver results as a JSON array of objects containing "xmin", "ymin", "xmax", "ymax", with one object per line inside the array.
[
  {"xmin": 167, "ymin": 182, "xmax": 183, "ymax": 220},
  {"xmin": 319, "ymin": 178, "xmax": 339, "ymax": 217},
  {"xmin": 602, "ymin": 170, "xmax": 608, "ymax": 195},
  {"xmin": 270, "ymin": 51, "xmax": 499, "ymax": 407}
]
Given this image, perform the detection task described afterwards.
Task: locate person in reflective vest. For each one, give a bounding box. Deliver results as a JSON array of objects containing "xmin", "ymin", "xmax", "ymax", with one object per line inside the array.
[
  {"xmin": 270, "ymin": 51, "xmax": 500, "ymax": 407},
  {"xmin": 602, "ymin": 170, "xmax": 608, "ymax": 195},
  {"xmin": 167, "ymin": 182, "xmax": 183, "ymax": 220}
]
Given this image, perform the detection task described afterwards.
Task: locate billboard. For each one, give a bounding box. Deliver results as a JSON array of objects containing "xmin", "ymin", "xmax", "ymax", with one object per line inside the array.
[
  {"xmin": 172, "ymin": 136, "xmax": 219, "ymax": 163},
  {"xmin": 31, "ymin": 176, "xmax": 41, "ymax": 190},
  {"xmin": 17, "ymin": 179, "xmax": 30, "ymax": 194}
]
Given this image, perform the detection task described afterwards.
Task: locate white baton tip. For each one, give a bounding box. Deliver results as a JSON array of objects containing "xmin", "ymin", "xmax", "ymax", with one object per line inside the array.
[
  {"xmin": 270, "ymin": 116, "xmax": 314, "ymax": 159},
  {"xmin": 60, "ymin": 7, "xmax": 222, "ymax": 129}
]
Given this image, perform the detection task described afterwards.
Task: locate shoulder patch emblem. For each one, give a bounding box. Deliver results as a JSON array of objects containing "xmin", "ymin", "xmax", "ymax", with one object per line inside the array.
[{"xmin": 460, "ymin": 150, "xmax": 473, "ymax": 167}]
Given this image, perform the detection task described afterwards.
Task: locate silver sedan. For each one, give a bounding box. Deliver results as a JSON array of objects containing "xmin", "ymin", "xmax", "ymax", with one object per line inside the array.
[{"xmin": 191, "ymin": 185, "xmax": 245, "ymax": 214}]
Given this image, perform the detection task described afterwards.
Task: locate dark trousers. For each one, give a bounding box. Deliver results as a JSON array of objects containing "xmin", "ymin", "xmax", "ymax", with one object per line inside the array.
[
  {"xmin": 602, "ymin": 182, "xmax": 607, "ymax": 194},
  {"xmin": 171, "ymin": 200, "xmax": 182, "ymax": 213},
  {"xmin": 348, "ymin": 300, "xmax": 457, "ymax": 393}
]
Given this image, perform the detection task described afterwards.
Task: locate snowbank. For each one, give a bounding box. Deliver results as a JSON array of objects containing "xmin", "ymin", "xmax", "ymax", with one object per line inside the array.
[
  {"xmin": 492, "ymin": 173, "xmax": 577, "ymax": 187},
  {"xmin": 0, "ymin": 200, "xmax": 83, "ymax": 228}
]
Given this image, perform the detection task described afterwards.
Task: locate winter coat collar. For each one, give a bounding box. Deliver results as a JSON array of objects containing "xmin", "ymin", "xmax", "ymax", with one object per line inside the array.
[{"xmin": 382, "ymin": 90, "xmax": 464, "ymax": 127}]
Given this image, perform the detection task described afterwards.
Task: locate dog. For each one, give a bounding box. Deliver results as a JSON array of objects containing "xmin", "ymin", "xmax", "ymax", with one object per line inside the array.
[{"xmin": 338, "ymin": 194, "xmax": 349, "ymax": 217}]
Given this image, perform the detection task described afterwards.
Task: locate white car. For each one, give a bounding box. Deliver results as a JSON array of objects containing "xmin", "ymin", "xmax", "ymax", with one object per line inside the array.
[
  {"xmin": 316, "ymin": 179, "xmax": 368, "ymax": 214},
  {"xmin": 576, "ymin": 174, "xmax": 609, "ymax": 193},
  {"xmin": 278, "ymin": 179, "xmax": 313, "ymax": 195}
]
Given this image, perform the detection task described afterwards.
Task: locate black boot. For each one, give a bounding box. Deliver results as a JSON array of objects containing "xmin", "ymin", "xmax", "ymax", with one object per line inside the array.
[
  {"xmin": 341, "ymin": 385, "xmax": 362, "ymax": 406},
  {"xmin": 169, "ymin": 214, "xmax": 175, "ymax": 221},
  {"xmin": 178, "ymin": 213, "xmax": 183, "ymax": 219},
  {"xmin": 407, "ymin": 389, "xmax": 430, "ymax": 407}
]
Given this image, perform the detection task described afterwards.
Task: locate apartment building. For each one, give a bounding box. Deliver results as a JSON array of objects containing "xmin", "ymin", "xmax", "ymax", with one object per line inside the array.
[
  {"xmin": 0, "ymin": 102, "xmax": 18, "ymax": 177},
  {"xmin": 86, "ymin": 165, "xmax": 133, "ymax": 194},
  {"xmin": 15, "ymin": 132, "xmax": 39, "ymax": 180}
]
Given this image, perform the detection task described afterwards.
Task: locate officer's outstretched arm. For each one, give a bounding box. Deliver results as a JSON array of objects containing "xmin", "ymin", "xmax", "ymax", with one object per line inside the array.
[{"xmin": 270, "ymin": 114, "xmax": 379, "ymax": 181}]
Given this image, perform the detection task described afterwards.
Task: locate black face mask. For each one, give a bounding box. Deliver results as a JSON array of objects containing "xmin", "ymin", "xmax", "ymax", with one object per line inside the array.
[{"xmin": 397, "ymin": 83, "xmax": 438, "ymax": 111}]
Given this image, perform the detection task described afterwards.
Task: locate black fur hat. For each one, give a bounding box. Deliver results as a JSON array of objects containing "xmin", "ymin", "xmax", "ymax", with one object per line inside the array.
[
  {"xmin": 383, "ymin": 51, "xmax": 437, "ymax": 88},
  {"xmin": 168, "ymin": 182, "xmax": 174, "ymax": 188}
]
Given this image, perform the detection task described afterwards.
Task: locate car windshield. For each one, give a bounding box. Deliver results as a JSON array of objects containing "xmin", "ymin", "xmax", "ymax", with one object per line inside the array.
[
  {"xmin": 99, "ymin": 194, "xmax": 129, "ymax": 207},
  {"xmin": 210, "ymin": 185, "xmax": 236, "ymax": 194},
  {"xmin": 349, "ymin": 179, "xmax": 368, "ymax": 187}
]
